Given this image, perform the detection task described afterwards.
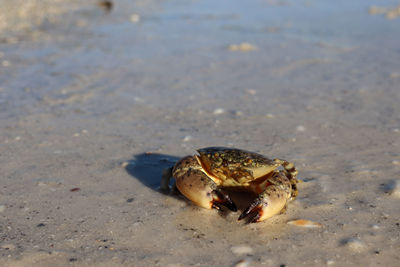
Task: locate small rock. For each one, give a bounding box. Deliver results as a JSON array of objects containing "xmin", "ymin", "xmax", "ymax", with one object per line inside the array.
[
  {"xmin": 381, "ymin": 212, "xmax": 390, "ymax": 219},
  {"xmin": 233, "ymin": 258, "xmax": 252, "ymax": 267},
  {"xmin": 296, "ymin": 125, "xmax": 306, "ymax": 132},
  {"xmin": 0, "ymin": 205, "xmax": 5, "ymax": 213},
  {"xmin": 228, "ymin": 43, "xmax": 257, "ymax": 52},
  {"xmin": 342, "ymin": 238, "xmax": 366, "ymax": 252},
  {"xmin": 326, "ymin": 260, "xmax": 335, "ymax": 265},
  {"xmin": 213, "ymin": 108, "xmax": 225, "ymax": 115},
  {"xmin": 287, "ymin": 219, "xmax": 322, "ymax": 228},
  {"xmin": 246, "ymin": 89, "xmax": 257, "ymax": 95},
  {"xmin": 392, "ymin": 160, "xmax": 400, "ymax": 165},
  {"xmin": 1, "ymin": 244, "xmax": 16, "ymax": 250},
  {"xmin": 231, "ymin": 245, "xmax": 253, "ymax": 255},
  {"xmin": 182, "ymin": 135, "xmax": 192, "ymax": 142},
  {"xmin": 121, "ymin": 161, "xmax": 130, "ymax": 168},
  {"xmin": 371, "ymin": 224, "xmax": 380, "ymax": 230},
  {"xmin": 131, "ymin": 14, "xmax": 140, "ymax": 23},
  {"xmin": 265, "ymin": 113, "xmax": 274, "ymax": 118},
  {"xmin": 97, "ymin": 1, "xmax": 113, "ymax": 12}
]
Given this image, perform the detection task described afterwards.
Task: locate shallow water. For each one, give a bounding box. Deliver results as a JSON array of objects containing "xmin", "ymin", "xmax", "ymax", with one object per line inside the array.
[{"xmin": 1, "ymin": 0, "xmax": 400, "ymax": 266}]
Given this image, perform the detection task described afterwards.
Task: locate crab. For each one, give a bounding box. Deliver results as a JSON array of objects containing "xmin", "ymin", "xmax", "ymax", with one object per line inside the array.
[{"xmin": 161, "ymin": 147, "xmax": 298, "ymax": 223}]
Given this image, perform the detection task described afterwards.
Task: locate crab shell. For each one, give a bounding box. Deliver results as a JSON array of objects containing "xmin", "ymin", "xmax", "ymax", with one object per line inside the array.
[{"xmin": 170, "ymin": 147, "xmax": 298, "ymax": 222}]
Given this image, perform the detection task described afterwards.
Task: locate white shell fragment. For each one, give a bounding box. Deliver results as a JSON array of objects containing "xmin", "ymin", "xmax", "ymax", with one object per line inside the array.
[
  {"xmin": 213, "ymin": 108, "xmax": 225, "ymax": 115},
  {"xmin": 182, "ymin": 135, "xmax": 192, "ymax": 142},
  {"xmin": 342, "ymin": 238, "xmax": 366, "ymax": 252},
  {"xmin": 287, "ymin": 219, "xmax": 323, "ymax": 228},
  {"xmin": 120, "ymin": 161, "xmax": 130, "ymax": 168},
  {"xmin": 233, "ymin": 258, "xmax": 252, "ymax": 267},
  {"xmin": 296, "ymin": 125, "xmax": 306, "ymax": 132},
  {"xmin": 228, "ymin": 43, "xmax": 257, "ymax": 52},
  {"xmin": 130, "ymin": 14, "xmax": 140, "ymax": 23},
  {"xmin": 231, "ymin": 245, "xmax": 254, "ymax": 255}
]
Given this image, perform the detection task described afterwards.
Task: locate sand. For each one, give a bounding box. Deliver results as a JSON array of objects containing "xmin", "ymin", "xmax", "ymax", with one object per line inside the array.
[{"xmin": 0, "ymin": 0, "xmax": 399, "ymax": 266}]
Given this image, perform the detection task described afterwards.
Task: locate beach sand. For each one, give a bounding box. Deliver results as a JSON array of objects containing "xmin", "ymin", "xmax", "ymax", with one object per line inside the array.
[{"xmin": 0, "ymin": 0, "xmax": 399, "ymax": 266}]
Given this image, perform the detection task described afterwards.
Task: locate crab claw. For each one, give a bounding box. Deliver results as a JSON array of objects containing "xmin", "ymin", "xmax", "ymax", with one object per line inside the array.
[
  {"xmin": 211, "ymin": 189, "xmax": 237, "ymax": 212},
  {"xmin": 238, "ymin": 199, "xmax": 264, "ymax": 223},
  {"xmin": 238, "ymin": 185, "xmax": 289, "ymax": 223},
  {"xmin": 173, "ymin": 156, "xmax": 237, "ymax": 211}
]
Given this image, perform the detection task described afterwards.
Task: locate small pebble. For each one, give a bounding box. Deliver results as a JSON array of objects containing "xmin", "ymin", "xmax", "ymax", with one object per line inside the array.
[
  {"xmin": 392, "ymin": 160, "xmax": 400, "ymax": 165},
  {"xmin": 0, "ymin": 205, "xmax": 5, "ymax": 213},
  {"xmin": 70, "ymin": 187, "xmax": 81, "ymax": 192},
  {"xmin": 371, "ymin": 224, "xmax": 380, "ymax": 230},
  {"xmin": 97, "ymin": 0, "xmax": 113, "ymax": 12},
  {"xmin": 182, "ymin": 135, "xmax": 192, "ymax": 142},
  {"xmin": 265, "ymin": 113, "xmax": 274, "ymax": 118},
  {"xmin": 233, "ymin": 258, "xmax": 252, "ymax": 267},
  {"xmin": 121, "ymin": 161, "xmax": 130, "ymax": 168},
  {"xmin": 296, "ymin": 125, "xmax": 306, "ymax": 132},
  {"xmin": 131, "ymin": 14, "xmax": 140, "ymax": 23},
  {"xmin": 246, "ymin": 89, "xmax": 257, "ymax": 95},
  {"xmin": 228, "ymin": 43, "xmax": 257, "ymax": 52},
  {"xmin": 2, "ymin": 60, "xmax": 10, "ymax": 67},
  {"xmin": 381, "ymin": 212, "xmax": 389, "ymax": 219},
  {"xmin": 287, "ymin": 219, "xmax": 322, "ymax": 228},
  {"xmin": 342, "ymin": 238, "xmax": 366, "ymax": 252},
  {"xmin": 213, "ymin": 108, "xmax": 225, "ymax": 115},
  {"xmin": 326, "ymin": 260, "xmax": 335, "ymax": 265},
  {"xmin": 15, "ymin": 136, "xmax": 21, "ymax": 141},
  {"xmin": 1, "ymin": 244, "xmax": 15, "ymax": 250},
  {"xmin": 231, "ymin": 245, "xmax": 254, "ymax": 255}
]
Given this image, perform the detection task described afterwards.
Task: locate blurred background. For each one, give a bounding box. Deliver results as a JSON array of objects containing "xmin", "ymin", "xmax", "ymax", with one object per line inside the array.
[{"xmin": 1, "ymin": 0, "xmax": 400, "ymax": 266}]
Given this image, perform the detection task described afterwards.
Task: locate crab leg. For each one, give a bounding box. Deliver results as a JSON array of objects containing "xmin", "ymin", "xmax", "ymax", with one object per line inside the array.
[
  {"xmin": 161, "ymin": 167, "xmax": 173, "ymax": 192},
  {"xmin": 238, "ymin": 171, "xmax": 291, "ymax": 223},
  {"xmin": 173, "ymin": 156, "xmax": 237, "ymax": 211}
]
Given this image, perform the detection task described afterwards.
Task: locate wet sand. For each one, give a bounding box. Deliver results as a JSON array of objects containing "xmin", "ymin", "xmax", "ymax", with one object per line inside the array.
[{"xmin": 0, "ymin": 0, "xmax": 400, "ymax": 266}]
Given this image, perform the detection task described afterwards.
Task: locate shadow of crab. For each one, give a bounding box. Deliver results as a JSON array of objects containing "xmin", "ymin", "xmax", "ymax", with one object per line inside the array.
[{"xmin": 125, "ymin": 153, "xmax": 179, "ymax": 192}]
